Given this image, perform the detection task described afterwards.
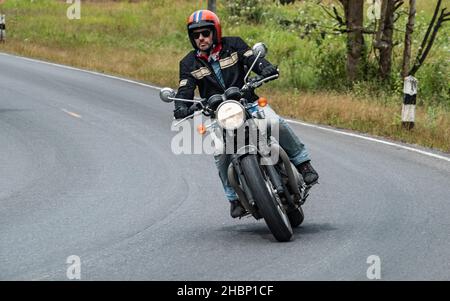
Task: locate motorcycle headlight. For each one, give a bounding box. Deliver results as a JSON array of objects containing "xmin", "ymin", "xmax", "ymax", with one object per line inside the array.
[{"xmin": 216, "ymin": 100, "xmax": 245, "ymax": 130}]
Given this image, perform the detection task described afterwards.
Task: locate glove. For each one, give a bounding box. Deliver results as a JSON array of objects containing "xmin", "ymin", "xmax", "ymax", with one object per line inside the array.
[
  {"xmin": 173, "ymin": 103, "xmax": 201, "ymax": 119},
  {"xmin": 189, "ymin": 102, "xmax": 202, "ymax": 112},
  {"xmin": 174, "ymin": 106, "xmax": 195, "ymax": 119},
  {"xmin": 261, "ymin": 65, "xmax": 279, "ymax": 79}
]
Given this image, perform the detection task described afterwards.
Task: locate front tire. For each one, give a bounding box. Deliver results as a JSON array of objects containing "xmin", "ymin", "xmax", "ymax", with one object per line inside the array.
[
  {"xmin": 240, "ymin": 155, "xmax": 293, "ymax": 242},
  {"xmin": 288, "ymin": 207, "xmax": 304, "ymax": 228}
]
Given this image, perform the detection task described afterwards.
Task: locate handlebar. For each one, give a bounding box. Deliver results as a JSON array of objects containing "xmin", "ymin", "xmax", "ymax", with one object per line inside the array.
[
  {"xmin": 173, "ymin": 109, "xmax": 203, "ymax": 127},
  {"xmin": 172, "ymin": 73, "xmax": 279, "ymax": 125},
  {"xmin": 242, "ymin": 73, "xmax": 279, "ymax": 92}
]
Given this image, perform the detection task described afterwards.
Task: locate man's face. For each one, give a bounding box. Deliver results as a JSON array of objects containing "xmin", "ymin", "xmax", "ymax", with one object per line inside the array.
[{"xmin": 193, "ymin": 28, "xmax": 213, "ymax": 52}]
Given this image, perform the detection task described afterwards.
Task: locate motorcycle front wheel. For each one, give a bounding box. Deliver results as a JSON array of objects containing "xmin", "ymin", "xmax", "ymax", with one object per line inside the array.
[
  {"xmin": 287, "ymin": 207, "xmax": 304, "ymax": 228},
  {"xmin": 240, "ymin": 154, "xmax": 293, "ymax": 242}
]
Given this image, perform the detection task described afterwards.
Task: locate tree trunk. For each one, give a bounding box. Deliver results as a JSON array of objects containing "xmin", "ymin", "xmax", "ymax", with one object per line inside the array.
[
  {"xmin": 409, "ymin": 0, "xmax": 449, "ymax": 76},
  {"xmin": 378, "ymin": 0, "xmax": 396, "ymax": 80},
  {"xmin": 401, "ymin": 0, "xmax": 416, "ymax": 78},
  {"xmin": 375, "ymin": 0, "xmax": 389, "ymax": 47},
  {"xmin": 345, "ymin": 0, "xmax": 365, "ymax": 82},
  {"xmin": 339, "ymin": 0, "xmax": 349, "ymax": 17},
  {"xmin": 280, "ymin": 0, "xmax": 296, "ymax": 4},
  {"xmin": 208, "ymin": 0, "xmax": 216, "ymax": 13}
]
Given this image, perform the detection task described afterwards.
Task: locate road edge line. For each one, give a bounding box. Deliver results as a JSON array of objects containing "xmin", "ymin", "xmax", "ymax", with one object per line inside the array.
[{"xmin": 2, "ymin": 51, "xmax": 449, "ymax": 163}]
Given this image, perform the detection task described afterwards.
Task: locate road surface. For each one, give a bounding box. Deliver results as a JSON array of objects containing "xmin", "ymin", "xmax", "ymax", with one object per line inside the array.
[{"xmin": 1, "ymin": 53, "xmax": 449, "ymax": 280}]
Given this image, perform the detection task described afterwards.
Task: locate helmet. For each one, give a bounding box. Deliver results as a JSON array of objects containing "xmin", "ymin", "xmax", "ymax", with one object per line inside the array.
[{"xmin": 187, "ymin": 10, "xmax": 222, "ymax": 50}]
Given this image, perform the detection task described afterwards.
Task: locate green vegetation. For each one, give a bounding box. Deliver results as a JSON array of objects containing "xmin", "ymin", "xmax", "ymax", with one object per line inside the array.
[
  {"xmin": 222, "ymin": 0, "xmax": 449, "ymax": 108},
  {"xmin": 0, "ymin": 0, "xmax": 448, "ymax": 151}
]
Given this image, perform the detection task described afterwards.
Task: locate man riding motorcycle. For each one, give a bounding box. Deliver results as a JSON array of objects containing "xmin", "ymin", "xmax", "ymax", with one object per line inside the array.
[{"xmin": 174, "ymin": 9, "xmax": 319, "ymax": 218}]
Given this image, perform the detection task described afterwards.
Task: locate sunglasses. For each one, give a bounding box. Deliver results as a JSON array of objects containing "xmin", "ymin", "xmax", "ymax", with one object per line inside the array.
[{"xmin": 192, "ymin": 30, "xmax": 211, "ymax": 39}]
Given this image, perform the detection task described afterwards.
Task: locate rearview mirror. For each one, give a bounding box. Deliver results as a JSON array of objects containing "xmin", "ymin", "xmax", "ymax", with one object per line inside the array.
[
  {"xmin": 244, "ymin": 42, "xmax": 269, "ymax": 83},
  {"xmin": 159, "ymin": 87, "xmax": 175, "ymax": 103},
  {"xmin": 252, "ymin": 42, "xmax": 267, "ymax": 58}
]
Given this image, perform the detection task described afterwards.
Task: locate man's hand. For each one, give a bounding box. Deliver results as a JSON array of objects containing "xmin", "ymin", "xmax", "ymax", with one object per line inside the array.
[
  {"xmin": 261, "ymin": 65, "xmax": 279, "ymax": 79},
  {"xmin": 174, "ymin": 106, "xmax": 194, "ymax": 119},
  {"xmin": 189, "ymin": 102, "xmax": 202, "ymax": 112},
  {"xmin": 173, "ymin": 103, "xmax": 201, "ymax": 120}
]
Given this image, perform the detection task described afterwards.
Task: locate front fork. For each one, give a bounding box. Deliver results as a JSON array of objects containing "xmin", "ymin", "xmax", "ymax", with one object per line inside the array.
[{"xmin": 225, "ymin": 118, "xmax": 303, "ymax": 218}]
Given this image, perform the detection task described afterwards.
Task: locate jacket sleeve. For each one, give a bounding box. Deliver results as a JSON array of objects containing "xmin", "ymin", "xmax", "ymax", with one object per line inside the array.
[
  {"xmin": 173, "ymin": 60, "xmax": 197, "ymax": 119},
  {"xmin": 233, "ymin": 37, "xmax": 275, "ymax": 75}
]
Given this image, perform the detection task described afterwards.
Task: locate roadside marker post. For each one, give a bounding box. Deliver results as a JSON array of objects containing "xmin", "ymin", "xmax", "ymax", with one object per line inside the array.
[
  {"xmin": 402, "ymin": 75, "xmax": 418, "ymax": 130},
  {"xmin": 0, "ymin": 15, "xmax": 5, "ymax": 43}
]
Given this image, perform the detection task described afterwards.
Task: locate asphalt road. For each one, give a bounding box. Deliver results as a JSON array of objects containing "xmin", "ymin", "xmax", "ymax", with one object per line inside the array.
[{"xmin": 1, "ymin": 53, "xmax": 449, "ymax": 280}]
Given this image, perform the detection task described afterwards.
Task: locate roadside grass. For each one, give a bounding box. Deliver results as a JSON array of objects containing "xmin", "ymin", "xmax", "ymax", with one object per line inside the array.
[
  {"xmin": 264, "ymin": 88, "xmax": 450, "ymax": 151},
  {"xmin": 0, "ymin": 0, "xmax": 448, "ymax": 152}
]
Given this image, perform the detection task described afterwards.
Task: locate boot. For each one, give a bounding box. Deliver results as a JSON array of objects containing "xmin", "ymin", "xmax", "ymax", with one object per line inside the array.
[
  {"xmin": 296, "ymin": 160, "xmax": 319, "ymax": 185},
  {"xmin": 230, "ymin": 200, "xmax": 246, "ymax": 218}
]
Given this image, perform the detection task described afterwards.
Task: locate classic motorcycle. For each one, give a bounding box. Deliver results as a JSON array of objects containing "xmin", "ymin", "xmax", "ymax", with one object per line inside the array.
[{"xmin": 160, "ymin": 43, "xmax": 314, "ymax": 242}]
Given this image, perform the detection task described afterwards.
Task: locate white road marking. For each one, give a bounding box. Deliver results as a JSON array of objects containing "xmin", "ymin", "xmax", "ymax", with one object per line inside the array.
[
  {"xmin": 0, "ymin": 52, "xmax": 160, "ymax": 89},
  {"xmin": 61, "ymin": 108, "xmax": 82, "ymax": 119},
  {"xmin": 2, "ymin": 52, "xmax": 449, "ymax": 162},
  {"xmin": 286, "ymin": 119, "xmax": 450, "ymax": 163}
]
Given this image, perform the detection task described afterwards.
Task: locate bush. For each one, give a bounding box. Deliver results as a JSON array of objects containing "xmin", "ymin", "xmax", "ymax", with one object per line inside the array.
[
  {"xmin": 224, "ymin": 0, "xmax": 268, "ymax": 24},
  {"xmin": 415, "ymin": 62, "xmax": 450, "ymax": 109},
  {"xmin": 316, "ymin": 43, "xmax": 348, "ymax": 91}
]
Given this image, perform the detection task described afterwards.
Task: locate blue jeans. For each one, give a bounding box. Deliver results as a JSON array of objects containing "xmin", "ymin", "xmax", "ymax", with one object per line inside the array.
[{"xmin": 213, "ymin": 105, "xmax": 310, "ymax": 201}]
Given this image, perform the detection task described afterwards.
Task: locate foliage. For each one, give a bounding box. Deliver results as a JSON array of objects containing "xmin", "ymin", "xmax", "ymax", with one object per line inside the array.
[
  {"xmin": 223, "ymin": 0, "xmax": 449, "ymax": 109},
  {"xmin": 223, "ymin": 0, "xmax": 269, "ymax": 24}
]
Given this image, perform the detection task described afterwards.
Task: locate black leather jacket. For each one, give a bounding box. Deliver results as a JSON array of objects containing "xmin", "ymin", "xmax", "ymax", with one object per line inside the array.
[{"xmin": 173, "ymin": 36, "xmax": 276, "ymax": 119}]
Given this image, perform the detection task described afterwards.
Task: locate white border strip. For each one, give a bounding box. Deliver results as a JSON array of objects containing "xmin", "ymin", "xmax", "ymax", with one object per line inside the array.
[{"xmin": 2, "ymin": 52, "xmax": 449, "ymax": 163}]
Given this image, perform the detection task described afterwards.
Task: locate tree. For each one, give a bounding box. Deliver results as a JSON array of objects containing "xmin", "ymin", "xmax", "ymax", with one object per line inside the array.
[
  {"xmin": 339, "ymin": 0, "xmax": 365, "ymax": 82},
  {"xmin": 374, "ymin": 0, "xmax": 404, "ymax": 81},
  {"xmin": 313, "ymin": 1, "xmax": 446, "ymax": 83},
  {"xmin": 208, "ymin": 0, "xmax": 216, "ymax": 13},
  {"xmin": 330, "ymin": 1, "xmax": 403, "ymax": 81},
  {"xmin": 401, "ymin": 0, "xmax": 416, "ymax": 78},
  {"xmin": 347, "ymin": 1, "xmax": 365, "ymax": 82},
  {"xmin": 409, "ymin": 0, "xmax": 449, "ymax": 76}
]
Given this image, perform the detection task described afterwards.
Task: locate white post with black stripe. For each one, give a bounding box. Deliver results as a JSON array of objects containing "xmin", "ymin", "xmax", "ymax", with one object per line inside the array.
[
  {"xmin": 402, "ymin": 75, "xmax": 418, "ymax": 129},
  {"xmin": 0, "ymin": 15, "xmax": 5, "ymax": 43}
]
